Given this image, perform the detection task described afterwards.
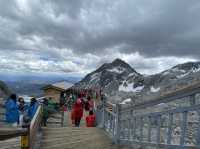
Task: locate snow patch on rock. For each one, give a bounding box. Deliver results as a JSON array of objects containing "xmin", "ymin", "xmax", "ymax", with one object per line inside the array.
[
  {"xmin": 107, "ymin": 67, "xmax": 125, "ymax": 73},
  {"xmin": 119, "ymin": 82, "xmax": 134, "ymax": 92},
  {"xmin": 90, "ymin": 73, "xmax": 100, "ymax": 82},
  {"xmin": 176, "ymin": 72, "xmax": 190, "ymax": 79},
  {"xmin": 119, "ymin": 81, "xmax": 144, "ymax": 93},
  {"xmin": 128, "ymin": 72, "xmax": 137, "ymax": 77},
  {"xmin": 121, "ymin": 98, "xmax": 131, "ymax": 104},
  {"xmin": 192, "ymin": 67, "xmax": 200, "ymax": 73},
  {"xmin": 150, "ymin": 86, "xmax": 160, "ymax": 93},
  {"xmin": 132, "ymin": 85, "xmax": 144, "ymax": 93}
]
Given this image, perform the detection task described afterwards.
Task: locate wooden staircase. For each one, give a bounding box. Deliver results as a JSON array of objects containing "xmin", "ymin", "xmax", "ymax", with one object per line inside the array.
[
  {"xmin": 0, "ymin": 137, "xmax": 20, "ymax": 149},
  {"xmin": 40, "ymin": 111, "xmax": 122, "ymax": 149},
  {"xmin": 40, "ymin": 127, "xmax": 121, "ymax": 149}
]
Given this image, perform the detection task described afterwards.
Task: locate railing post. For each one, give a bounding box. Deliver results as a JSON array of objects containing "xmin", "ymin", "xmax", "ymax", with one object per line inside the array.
[
  {"xmin": 61, "ymin": 110, "xmax": 64, "ymax": 127},
  {"xmin": 102, "ymin": 99, "xmax": 106, "ymax": 128},
  {"xmin": 140, "ymin": 117, "xmax": 143, "ymax": 142},
  {"xmin": 189, "ymin": 94, "xmax": 196, "ymax": 106},
  {"xmin": 129, "ymin": 109, "xmax": 133, "ymax": 140},
  {"xmin": 114, "ymin": 103, "xmax": 121, "ymax": 144},
  {"xmin": 148, "ymin": 116, "xmax": 151, "ymax": 142},
  {"xmin": 196, "ymin": 110, "xmax": 200, "ymax": 146},
  {"xmin": 21, "ymin": 116, "xmax": 30, "ymax": 149},
  {"xmin": 167, "ymin": 113, "xmax": 173, "ymax": 144},
  {"xmin": 156, "ymin": 115, "xmax": 161, "ymax": 145},
  {"xmin": 133, "ymin": 117, "xmax": 136, "ymax": 140},
  {"xmin": 61, "ymin": 106, "xmax": 67, "ymax": 127},
  {"xmin": 180, "ymin": 111, "xmax": 187, "ymax": 146}
]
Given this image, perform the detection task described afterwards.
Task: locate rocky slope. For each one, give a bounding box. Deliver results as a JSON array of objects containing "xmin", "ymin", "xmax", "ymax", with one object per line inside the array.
[{"xmin": 74, "ymin": 59, "xmax": 200, "ymax": 103}]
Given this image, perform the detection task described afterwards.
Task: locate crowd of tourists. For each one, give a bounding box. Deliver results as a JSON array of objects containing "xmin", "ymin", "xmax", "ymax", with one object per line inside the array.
[
  {"xmin": 5, "ymin": 91, "xmax": 97, "ymax": 128},
  {"xmin": 5, "ymin": 94, "xmax": 38, "ymax": 127},
  {"xmin": 70, "ymin": 93, "xmax": 96, "ymax": 127}
]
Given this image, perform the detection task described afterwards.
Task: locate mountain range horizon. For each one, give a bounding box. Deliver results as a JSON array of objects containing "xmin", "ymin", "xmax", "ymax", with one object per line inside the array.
[
  {"xmin": 74, "ymin": 58, "xmax": 200, "ymax": 103},
  {"xmin": 0, "ymin": 58, "xmax": 199, "ymax": 82},
  {"xmin": 1, "ymin": 57, "xmax": 200, "ymax": 101}
]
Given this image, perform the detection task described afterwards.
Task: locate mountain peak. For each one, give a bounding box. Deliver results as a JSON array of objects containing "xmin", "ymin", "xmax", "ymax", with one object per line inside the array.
[
  {"xmin": 111, "ymin": 58, "xmax": 129, "ymax": 66},
  {"xmin": 94, "ymin": 58, "xmax": 138, "ymax": 75},
  {"xmin": 112, "ymin": 58, "xmax": 125, "ymax": 63},
  {"xmin": 74, "ymin": 58, "xmax": 141, "ymax": 93},
  {"xmin": 172, "ymin": 61, "xmax": 200, "ymax": 71}
]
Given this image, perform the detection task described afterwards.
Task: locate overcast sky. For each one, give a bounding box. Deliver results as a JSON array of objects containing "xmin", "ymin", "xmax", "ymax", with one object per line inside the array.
[{"xmin": 0, "ymin": 0, "xmax": 200, "ymax": 76}]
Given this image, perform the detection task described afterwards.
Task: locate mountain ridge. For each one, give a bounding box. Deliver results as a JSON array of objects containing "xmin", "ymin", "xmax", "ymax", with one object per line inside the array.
[{"xmin": 74, "ymin": 58, "xmax": 200, "ymax": 103}]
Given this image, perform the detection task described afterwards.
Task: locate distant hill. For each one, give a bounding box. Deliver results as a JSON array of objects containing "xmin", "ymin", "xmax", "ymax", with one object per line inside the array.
[
  {"xmin": 0, "ymin": 73, "xmax": 81, "ymax": 97},
  {"xmin": 6, "ymin": 81, "xmax": 46, "ymax": 97},
  {"xmin": 6, "ymin": 79, "xmax": 77, "ymax": 97},
  {"xmin": 74, "ymin": 58, "xmax": 200, "ymax": 103},
  {"xmin": 0, "ymin": 80, "xmax": 10, "ymax": 98}
]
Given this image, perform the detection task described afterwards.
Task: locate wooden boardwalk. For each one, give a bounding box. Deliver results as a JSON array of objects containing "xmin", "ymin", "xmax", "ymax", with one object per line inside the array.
[
  {"xmin": 40, "ymin": 111, "xmax": 122, "ymax": 149},
  {"xmin": 0, "ymin": 137, "xmax": 20, "ymax": 149},
  {"xmin": 41, "ymin": 127, "xmax": 120, "ymax": 149}
]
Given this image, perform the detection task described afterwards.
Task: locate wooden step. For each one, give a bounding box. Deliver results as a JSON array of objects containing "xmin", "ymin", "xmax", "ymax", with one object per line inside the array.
[
  {"xmin": 42, "ymin": 132, "xmax": 102, "ymax": 143},
  {"xmin": 40, "ymin": 127, "xmax": 120, "ymax": 149},
  {"xmin": 41, "ymin": 134, "xmax": 113, "ymax": 149},
  {"xmin": 0, "ymin": 137, "xmax": 20, "ymax": 149}
]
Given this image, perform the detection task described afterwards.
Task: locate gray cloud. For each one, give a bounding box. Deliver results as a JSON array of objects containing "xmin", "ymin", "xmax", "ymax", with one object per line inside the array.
[{"xmin": 0, "ymin": 0, "xmax": 199, "ymax": 75}]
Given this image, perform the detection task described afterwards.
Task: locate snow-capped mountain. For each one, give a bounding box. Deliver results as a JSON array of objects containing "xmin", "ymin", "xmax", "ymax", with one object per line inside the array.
[
  {"xmin": 146, "ymin": 61, "xmax": 200, "ymax": 92},
  {"xmin": 74, "ymin": 59, "xmax": 200, "ymax": 102},
  {"xmin": 74, "ymin": 58, "xmax": 142, "ymax": 95}
]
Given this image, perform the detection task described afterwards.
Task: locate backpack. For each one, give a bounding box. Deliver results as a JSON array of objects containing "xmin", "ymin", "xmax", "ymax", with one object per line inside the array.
[{"xmin": 85, "ymin": 101, "xmax": 90, "ymax": 111}]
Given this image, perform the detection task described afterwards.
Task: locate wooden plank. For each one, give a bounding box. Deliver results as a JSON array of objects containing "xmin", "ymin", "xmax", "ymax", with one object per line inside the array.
[{"xmin": 0, "ymin": 128, "xmax": 27, "ymax": 141}]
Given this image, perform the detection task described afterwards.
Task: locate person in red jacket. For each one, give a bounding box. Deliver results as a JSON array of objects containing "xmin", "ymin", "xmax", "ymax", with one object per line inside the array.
[
  {"xmin": 86, "ymin": 110, "xmax": 96, "ymax": 127},
  {"xmin": 72, "ymin": 98, "xmax": 83, "ymax": 127}
]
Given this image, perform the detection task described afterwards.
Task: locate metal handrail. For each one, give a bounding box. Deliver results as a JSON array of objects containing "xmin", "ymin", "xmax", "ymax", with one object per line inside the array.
[
  {"xmin": 97, "ymin": 83, "xmax": 200, "ymax": 148},
  {"xmin": 29, "ymin": 104, "xmax": 43, "ymax": 149}
]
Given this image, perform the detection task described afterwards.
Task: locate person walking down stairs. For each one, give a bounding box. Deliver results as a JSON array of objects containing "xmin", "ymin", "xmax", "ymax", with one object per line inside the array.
[{"xmin": 72, "ymin": 96, "xmax": 83, "ymax": 127}]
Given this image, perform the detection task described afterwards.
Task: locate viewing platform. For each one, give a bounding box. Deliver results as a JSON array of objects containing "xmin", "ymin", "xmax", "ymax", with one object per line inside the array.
[{"xmin": 1, "ymin": 82, "xmax": 200, "ymax": 149}]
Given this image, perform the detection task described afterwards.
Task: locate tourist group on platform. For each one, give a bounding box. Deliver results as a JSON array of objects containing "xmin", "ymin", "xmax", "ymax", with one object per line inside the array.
[
  {"xmin": 5, "ymin": 94, "xmax": 38, "ymax": 127},
  {"xmin": 4, "ymin": 91, "xmax": 96, "ymax": 128}
]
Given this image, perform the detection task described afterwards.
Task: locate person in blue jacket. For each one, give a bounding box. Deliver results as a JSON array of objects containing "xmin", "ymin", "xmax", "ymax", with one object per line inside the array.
[
  {"xmin": 5, "ymin": 94, "xmax": 19, "ymax": 126},
  {"xmin": 28, "ymin": 97, "xmax": 38, "ymax": 119}
]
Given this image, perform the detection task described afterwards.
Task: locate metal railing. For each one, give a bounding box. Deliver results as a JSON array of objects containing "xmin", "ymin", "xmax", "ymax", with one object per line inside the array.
[
  {"xmin": 97, "ymin": 83, "xmax": 200, "ymax": 149},
  {"xmin": 29, "ymin": 104, "xmax": 43, "ymax": 149}
]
